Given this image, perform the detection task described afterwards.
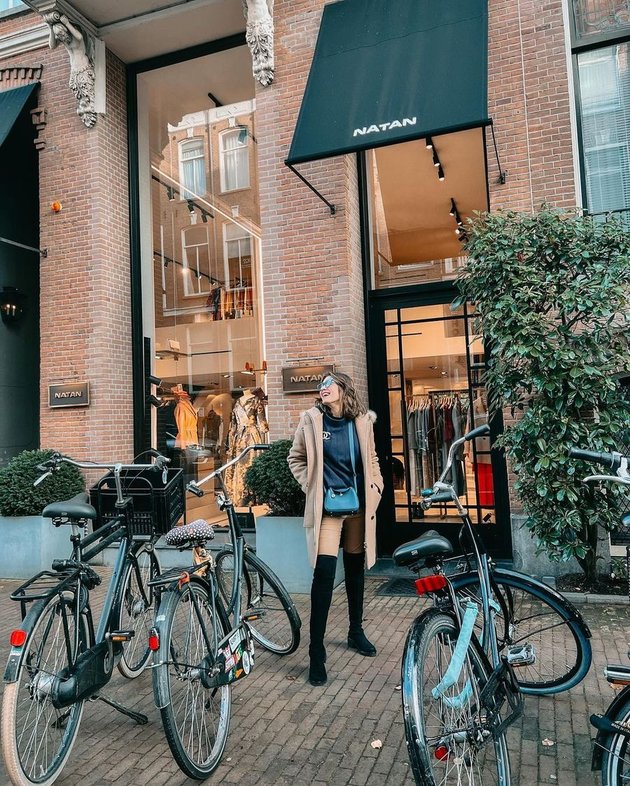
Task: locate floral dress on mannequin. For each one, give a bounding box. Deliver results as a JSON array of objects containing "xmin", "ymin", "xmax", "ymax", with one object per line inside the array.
[{"xmin": 225, "ymin": 390, "xmax": 269, "ymax": 505}]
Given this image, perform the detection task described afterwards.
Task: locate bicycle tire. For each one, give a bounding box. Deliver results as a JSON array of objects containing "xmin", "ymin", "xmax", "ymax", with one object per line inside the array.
[
  {"xmin": 401, "ymin": 609, "xmax": 512, "ymax": 786},
  {"xmin": 1, "ymin": 593, "xmax": 90, "ymax": 786},
  {"xmin": 215, "ymin": 547, "xmax": 301, "ymax": 655},
  {"xmin": 451, "ymin": 569, "xmax": 591, "ymax": 694},
  {"xmin": 117, "ymin": 543, "xmax": 161, "ymax": 679},
  {"xmin": 601, "ymin": 694, "xmax": 630, "ymax": 785},
  {"xmin": 153, "ymin": 578, "xmax": 231, "ymax": 780}
]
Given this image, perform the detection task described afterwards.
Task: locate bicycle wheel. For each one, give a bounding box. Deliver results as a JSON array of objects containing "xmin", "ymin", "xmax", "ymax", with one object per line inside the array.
[
  {"xmin": 1, "ymin": 593, "xmax": 89, "ymax": 786},
  {"xmin": 402, "ymin": 610, "xmax": 511, "ymax": 786},
  {"xmin": 451, "ymin": 569, "xmax": 591, "ymax": 694},
  {"xmin": 153, "ymin": 579, "xmax": 231, "ymax": 779},
  {"xmin": 601, "ymin": 694, "xmax": 630, "ymax": 785},
  {"xmin": 215, "ymin": 547, "xmax": 301, "ymax": 655},
  {"xmin": 117, "ymin": 543, "xmax": 161, "ymax": 679}
]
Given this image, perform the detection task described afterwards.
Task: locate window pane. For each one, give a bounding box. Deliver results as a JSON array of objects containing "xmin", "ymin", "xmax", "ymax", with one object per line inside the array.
[
  {"xmin": 577, "ymin": 43, "xmax": 630, "ymax": 215},
  {"xmin": 573, "ymin": 0, "xmax": 630, "ymax": 41},
  {"xmin": 140, "ymin": 48, "xmax": 264, "ymax": 526},
  {"xmin": 221, "ymin": 131, "xmax": 250, "ymax": 191}
]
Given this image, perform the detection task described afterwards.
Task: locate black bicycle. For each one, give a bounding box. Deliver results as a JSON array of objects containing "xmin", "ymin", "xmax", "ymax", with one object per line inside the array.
[
  {"xmin": 1, "ymin": 451, "xmax": 180, "ymax": 786},
  {"xmin": 149, "ymin": 444, "xmax": 301, "ymax": 780},
  {"xmin": 395, "ymin": 424, "xmax": 594, "ymax": 785},
  {"xmin": 570, "ymin": 447, "xmax": 630, "ymax": 786}
]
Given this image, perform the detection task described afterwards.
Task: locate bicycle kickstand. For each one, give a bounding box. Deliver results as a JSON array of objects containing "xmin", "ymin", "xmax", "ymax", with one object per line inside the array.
[{"xmin": 92, "ymin": 693, "xmax": 149, "ymax": 725}]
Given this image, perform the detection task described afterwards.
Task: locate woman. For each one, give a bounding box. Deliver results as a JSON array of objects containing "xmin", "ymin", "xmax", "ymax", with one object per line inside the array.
[{"xmin": 288, "ymin": 372, "xmax": 383, "ymax": 686}]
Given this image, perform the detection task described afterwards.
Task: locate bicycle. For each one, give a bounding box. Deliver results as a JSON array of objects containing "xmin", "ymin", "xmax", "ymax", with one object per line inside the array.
[
  {"xmin": 149, "ymin": 443, "xmax": 301, "ymax": 780},
  {"xmin": 394, "ymin": 422, "xmax": 594, "ymax": 785},
  {"xmin": 1, "ymin": 451, "xmax": 181, "ymax": 786},
  {"xmin": 568, "ymin": 447, "xmax": 630, "ymax": 786}
]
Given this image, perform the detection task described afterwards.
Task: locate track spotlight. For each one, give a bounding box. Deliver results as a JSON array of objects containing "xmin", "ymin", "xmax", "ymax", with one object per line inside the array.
[
  {"xmin": 201, "ymin": 211, "xmax": 208, "ymax": 223},
  {"xmin": 449, "ymin": 198, "xmax": 457, "ymax": 217},
  {"xmin": 433, "ymin": 149, "xmax": 440, "ymax": 168},
  {"xmin": 166, "ymin": 186, "xmax": 175, "ymax": 201},
  {"xmin": 148, "ymin": 374, "xmax": 162, "ymax": 387},
  {"xmin": 438, "ymin": 165, "xmax": 445, "ymax": 182},
  {"xmin": 187, "ymin": 200, "xmax": 195, "ymax": 215},
  {"xmin": 426, "ymin": 137, "xmax": 433, "ymax": 150}
]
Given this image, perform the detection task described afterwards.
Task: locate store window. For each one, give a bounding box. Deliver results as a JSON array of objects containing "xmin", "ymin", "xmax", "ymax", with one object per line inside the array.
[
  {"xmin": 572, "ymin": 0, "xmax": 630, "ymax": 43},
  {"xmin": 179, "ymin": 138, "xmax": 206, "ymax": 199},
  {"xmin": 220, "ymin": 129, "xmax": 250, "ymax": 192},
  {"xmin": 137, "ymin": 46, "xmax": 266, "ymax": 525},
  {"xmin": 0, "ymin": 0, "xmax": 25, "ymax": 13}
]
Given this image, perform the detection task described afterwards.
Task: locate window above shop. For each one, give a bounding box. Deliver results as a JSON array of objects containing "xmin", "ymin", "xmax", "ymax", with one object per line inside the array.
[
  {"xmin": 572, "ymin": 0, "xmax": 630, "ymax": 44},
  {"xmin": 0, "ymin": 0, "xmax": 26, "ymax": 18},
  {"xmin": 220, "ymin": 129, "xmax": 250, "ymax": 192},
  {"xmin": 179, "ymin": 138, "xmax": 206, "ymax": 200}
]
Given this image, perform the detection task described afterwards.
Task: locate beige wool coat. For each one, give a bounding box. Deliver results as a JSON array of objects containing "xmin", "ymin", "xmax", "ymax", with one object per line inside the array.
[{"xmin": 287, "ymin": 406, "xmax": 384, "ymax": 569}]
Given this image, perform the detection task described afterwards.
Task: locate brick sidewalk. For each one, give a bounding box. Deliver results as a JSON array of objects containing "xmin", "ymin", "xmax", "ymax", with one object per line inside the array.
[{"xmin": 0, "ymin": 575, "xmax": 625, "ymax": 786}]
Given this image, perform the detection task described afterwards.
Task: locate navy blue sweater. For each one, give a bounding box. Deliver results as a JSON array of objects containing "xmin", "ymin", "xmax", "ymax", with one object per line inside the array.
[{"xmin": 322, "ymin": 412, "xmax": 364, "ymax": 505}]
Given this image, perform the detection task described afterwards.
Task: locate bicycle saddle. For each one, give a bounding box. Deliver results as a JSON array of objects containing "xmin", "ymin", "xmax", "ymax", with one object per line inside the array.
[
  {"xmin": 393, "ymin": 530, "xmax": 453, "ymax": 568},
  {"xmin": 164, "ymin": 519, "xmax": 215, "ymax": 547},
  {"xmin": 43, "ymin": 492, "xmax": 97, "ymax": 521}
]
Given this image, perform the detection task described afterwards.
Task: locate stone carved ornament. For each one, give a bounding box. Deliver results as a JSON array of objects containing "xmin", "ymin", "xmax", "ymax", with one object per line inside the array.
[
  {"xmin": 43, "ymin": 10, "xmax": 96, "ymax": 127},
  {"xmin": 242, "ymin": 0, "xmax": 274, "ymax": 87}
]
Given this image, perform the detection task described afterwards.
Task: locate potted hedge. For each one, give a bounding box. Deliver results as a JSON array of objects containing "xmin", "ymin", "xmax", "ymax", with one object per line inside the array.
[
  {"xmin": 245, "ymin": 440, "xmax": 326, "ymax": 592},
  {"xmin": 0, "ymin": 449, "xmax": 85, "ymax": 578}
]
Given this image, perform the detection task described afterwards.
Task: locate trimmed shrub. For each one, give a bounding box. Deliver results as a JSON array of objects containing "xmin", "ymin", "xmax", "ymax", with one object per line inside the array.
[{"xmin": 244, "ymin": 440, "xmax": 305, "ymax": 517}]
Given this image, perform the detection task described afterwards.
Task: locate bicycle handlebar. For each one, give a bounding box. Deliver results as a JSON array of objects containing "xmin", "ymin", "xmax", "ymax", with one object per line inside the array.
[
  {"xmin": 33, "ymin": 451, "xmax": 171, "ymax": 487},
  {"xmin": 568, "ymin": 447, "xmax": 624, "ymax": 472},
  {"xmin": 187, "ymin": 443, "xmax": 270, "ymax": 496}
]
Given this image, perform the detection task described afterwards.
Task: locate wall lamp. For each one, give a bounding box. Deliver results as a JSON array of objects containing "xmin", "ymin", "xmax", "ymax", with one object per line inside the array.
[{"xmin": 0, "ymin": 286, "xmax": 26, "ymax": 325}]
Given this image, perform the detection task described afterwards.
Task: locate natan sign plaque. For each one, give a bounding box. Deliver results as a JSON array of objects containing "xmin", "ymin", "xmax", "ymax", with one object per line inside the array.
[
  {"xmin": 282, "ymin": 365, "xmax": 334, "ymax": 394},
  {"xmin": 48, "ymin": 382, "xmax": 90, "ymax": 408}
]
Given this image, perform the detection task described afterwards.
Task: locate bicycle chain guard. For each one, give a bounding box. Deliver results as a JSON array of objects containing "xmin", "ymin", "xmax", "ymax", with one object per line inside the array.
[{"xmin": 478, "ymin": 657, "xmax": 524, "ymax": 738}]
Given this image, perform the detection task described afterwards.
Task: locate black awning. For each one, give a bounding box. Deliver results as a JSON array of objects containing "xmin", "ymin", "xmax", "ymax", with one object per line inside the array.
[
  {"xmin": 0, "ymin": 83, "xmax": 38, "ymax": 148},
  {"xmin": 287, "ymin": 0, "xmax": 488, "ymax": 166}
]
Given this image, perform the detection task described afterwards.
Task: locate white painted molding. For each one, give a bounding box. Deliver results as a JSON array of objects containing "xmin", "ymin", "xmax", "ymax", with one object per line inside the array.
[{"xmin": 0, "ymin": 24, "xmax": 49, "ymax": 60}]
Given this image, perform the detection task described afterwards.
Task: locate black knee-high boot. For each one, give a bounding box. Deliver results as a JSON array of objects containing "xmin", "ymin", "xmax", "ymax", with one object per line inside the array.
[
  {"xmin": 309, "ymin": 555, "xmax": 337, "ymax": 686},
  {"xmin": 343, "ymin": 552, "xmax": 377, "ymax": 657}
]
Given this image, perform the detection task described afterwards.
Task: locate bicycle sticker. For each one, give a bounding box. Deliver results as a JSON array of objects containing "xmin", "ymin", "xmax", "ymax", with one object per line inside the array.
[
  {"xmin": 242, "ymin": 650, "xmax": 251, "ymax": 675},
  {"xmin": 229, "ymin": 630, "xmax": 242, "ymax": 651}
]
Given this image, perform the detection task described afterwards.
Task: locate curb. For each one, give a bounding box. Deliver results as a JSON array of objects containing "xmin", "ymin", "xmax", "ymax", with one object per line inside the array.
[{"xmin": 559, "ymin": 591, "xmax": 629, "ymax": 605}]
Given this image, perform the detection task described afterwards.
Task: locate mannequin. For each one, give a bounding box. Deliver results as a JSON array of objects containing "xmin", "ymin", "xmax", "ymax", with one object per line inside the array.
[
  {"xmin": 225, "ymin": 387, "xmax": 269, "ymax": 505},
  {"xmin": 171, "ymin": 385, "xmax": 198, "ymax": 449},
  {"xmin": 206, "ymin": 392, "xmax": 234, "ymax": 454}
]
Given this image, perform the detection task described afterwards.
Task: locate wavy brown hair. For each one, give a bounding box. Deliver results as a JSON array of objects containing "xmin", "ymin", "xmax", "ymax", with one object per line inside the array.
[{"xmin": 317, "ymin": 371, "xmax": 367, "ymax": 419}]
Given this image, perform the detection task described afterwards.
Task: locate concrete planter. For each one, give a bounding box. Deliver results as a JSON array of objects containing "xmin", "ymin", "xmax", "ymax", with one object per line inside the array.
[
  {"xmin": 0, "ymin": 515, "xmax": 71, "ymax": 579},
  {"xmin": 511, "ymin": 513, "xmax": 610, "ymax": 579},
  {"xmin": 255, "ymin": 515, "xmax": 344, "ymax": 594}
]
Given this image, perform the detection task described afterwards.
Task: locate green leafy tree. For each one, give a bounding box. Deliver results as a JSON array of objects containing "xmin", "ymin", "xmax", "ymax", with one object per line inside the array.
[
  {"xmin": 455, "ymin": 207, "xmax": 629, "ymax": 583},
  {"xmin": 0, "ymin": 449, "xmax": 85, "ymax": 517},
  {"xmin": 244, "ymin": 440, "xmax": 305, "ymax": 517}
]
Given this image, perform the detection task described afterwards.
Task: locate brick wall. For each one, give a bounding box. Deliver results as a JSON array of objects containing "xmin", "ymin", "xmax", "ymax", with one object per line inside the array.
[
  {"xmin": 0, "ymin": 11, "xmax": 133, "ymax": 464},
  {"xmin": 256, "ymin": 0, "xmax": 367, "ymax": 440},
  {"xmin": 488, "ymin": 0, "xmax": 577, "ymax": 211}
]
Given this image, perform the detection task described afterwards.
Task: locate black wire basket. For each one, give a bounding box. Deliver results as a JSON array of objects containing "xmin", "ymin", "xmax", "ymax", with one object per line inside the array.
[{"xmin": 89, "ymin": 467, "xmax": 186, "ymax": 538}]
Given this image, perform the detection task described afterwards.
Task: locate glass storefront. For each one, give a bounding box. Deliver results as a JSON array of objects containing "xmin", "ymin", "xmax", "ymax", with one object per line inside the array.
[
  {"xmin": 137, "ymin": 45, "xmax": 266, "ymax": 524},
  {"xmin": 384, "ymin": 303, "xmax": 494, "ymax": 529}
]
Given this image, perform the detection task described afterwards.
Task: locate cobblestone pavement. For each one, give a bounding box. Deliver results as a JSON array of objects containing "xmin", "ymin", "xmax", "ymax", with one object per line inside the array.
[{"xmin": 0, "ymin": 574, "xmax": 627, "ymax": 786}]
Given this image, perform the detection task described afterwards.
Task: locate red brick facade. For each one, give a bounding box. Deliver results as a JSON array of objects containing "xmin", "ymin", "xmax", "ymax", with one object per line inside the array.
[{"xmin": 0, "ymin": 0, "xmax": 579, "ymax": 517}]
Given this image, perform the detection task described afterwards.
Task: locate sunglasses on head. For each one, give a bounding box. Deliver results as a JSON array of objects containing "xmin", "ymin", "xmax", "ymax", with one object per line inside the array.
[{"xmin": 318, "ymin": 375, "xmax": 339, "ymax": 391}]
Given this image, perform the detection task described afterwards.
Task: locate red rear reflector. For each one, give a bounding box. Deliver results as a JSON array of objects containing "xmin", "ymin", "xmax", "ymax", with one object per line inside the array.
[
  {"xmin": 148, "ymin": 629, "xmax": 160, "ymax": 652},
  {"xmin": 415, "ymin": 575, "xmax": 447, "ymax": 596},
  {"xmin": 10, "ymin": 630, "xmax": 27, "ymax": 647},
  {"xmin": 434, "ymin": 745, "xmax": 449, "ymax": 761}
]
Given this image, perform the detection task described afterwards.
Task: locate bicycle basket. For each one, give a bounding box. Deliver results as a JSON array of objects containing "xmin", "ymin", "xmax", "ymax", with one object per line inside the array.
[{"xmin": 89, "ymin": 467, "xmax": 185, "ymax": 538}]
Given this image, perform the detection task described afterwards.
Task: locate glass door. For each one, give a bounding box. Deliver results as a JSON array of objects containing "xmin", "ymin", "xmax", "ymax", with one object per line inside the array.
[{"xmin": 369, "ymin": 289, "xmax": 512, "ymax": 558}]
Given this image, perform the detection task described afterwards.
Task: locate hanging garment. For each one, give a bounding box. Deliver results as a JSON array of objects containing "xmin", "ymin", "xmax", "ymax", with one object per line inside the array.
[
  {"xmin": 474, "ymin": 461, "xmax": 495, "ymax": 507},
  {"xmin": 224, "ymin": 394, "xmax": 269, "ymax": 505}
]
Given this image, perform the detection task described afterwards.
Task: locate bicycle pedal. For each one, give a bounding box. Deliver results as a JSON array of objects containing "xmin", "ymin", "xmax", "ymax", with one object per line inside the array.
[
  {"xmin": 506, "ymin": 643, "xmax": 536, "ymax": 667},
  {"xmin": 108, "ymin": 630, "xmax": 135, "ymax": 642},
  {"xmin": 243, "ymin": 610, "xmax": 266, "ymax": 622}
]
